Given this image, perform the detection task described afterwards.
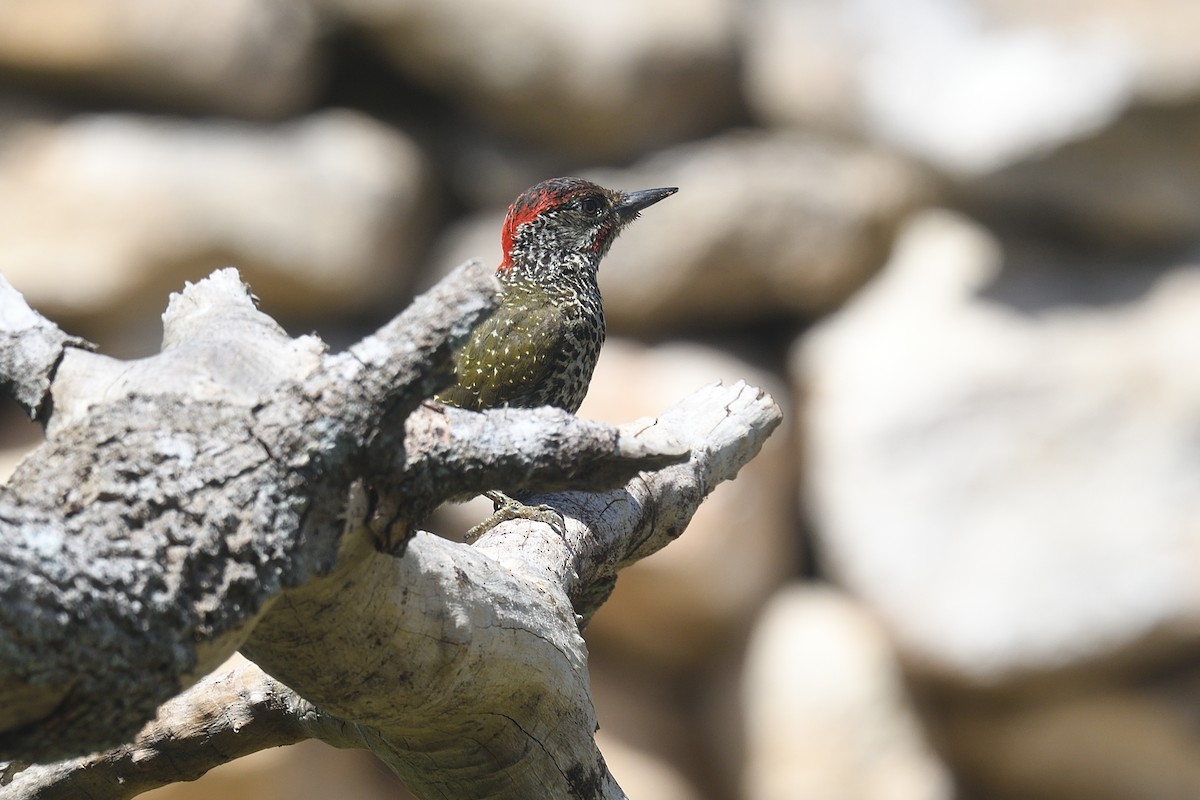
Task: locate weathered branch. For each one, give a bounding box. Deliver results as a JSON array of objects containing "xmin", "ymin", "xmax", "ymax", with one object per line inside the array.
[
  {"xmin": 0, "ymin": 263, "xmax": 781, "ymax": 799},
  {"xmin": 3, "ymin": 660, "xmax": 348, "ymax": 800},
  {"xmin": 390, "ymin": 403, "xmax": 688, "ymax": 521},
  {"xmin": 477, "ymin": 380, "xmax": 777, "ymax": 623},
  {"xmin": 0, "ymin": 272, "xmax": 92, "ymax": 422},
  {"xmin": 0, "ymin": 261, "xmax": 499, "ymax": 763}
]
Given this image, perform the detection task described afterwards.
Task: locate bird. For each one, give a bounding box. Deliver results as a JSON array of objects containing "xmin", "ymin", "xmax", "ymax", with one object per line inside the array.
[{"xmin": 436, "ymin": 176, "xmax": 677, "ymax": 538}]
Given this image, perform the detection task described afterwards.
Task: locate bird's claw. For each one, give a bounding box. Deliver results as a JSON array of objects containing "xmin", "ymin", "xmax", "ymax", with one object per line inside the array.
[{"xmin": 464, "ymin": 491, "xmax": 567, "ymax": 542}]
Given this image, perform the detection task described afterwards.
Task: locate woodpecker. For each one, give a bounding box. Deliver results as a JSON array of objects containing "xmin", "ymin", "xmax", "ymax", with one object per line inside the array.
[
  {"xmin": 438, "ymin": 177, "xmax": 677, "ymax": 414},
  {"xmin": 437, "ymin": 176, "xmax": 677, "ymax": 538}
]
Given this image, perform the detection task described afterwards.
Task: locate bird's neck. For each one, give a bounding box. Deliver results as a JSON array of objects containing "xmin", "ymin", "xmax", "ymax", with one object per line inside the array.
[{"xmin": 499, "ymin": 248, "xmax": 602, "ymax": 293}]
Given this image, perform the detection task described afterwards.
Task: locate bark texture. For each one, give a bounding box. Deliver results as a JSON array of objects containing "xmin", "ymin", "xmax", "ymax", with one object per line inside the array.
[{"xmin": 0, "ymin": 262, "xmax": 781, "ymax": 799}]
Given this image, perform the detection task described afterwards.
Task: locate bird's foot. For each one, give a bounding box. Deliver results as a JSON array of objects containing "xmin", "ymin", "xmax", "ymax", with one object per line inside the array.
[{"xmin": 464, "ymin": 491, "xmax": 567, "ymax": 542}]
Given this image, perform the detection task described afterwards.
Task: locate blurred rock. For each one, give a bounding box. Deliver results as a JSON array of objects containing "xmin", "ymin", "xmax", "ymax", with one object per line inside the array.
[
  {"xmin": 0, "ymin": 110, "xmax": 429, "ymax": 332},
  {"xmin": 589, "ymin": 648, "xmax": 702, "ymax": 786},
  {"xmin": 745, "ymin": 0, "xmax": 1139, "ymax": 174},
  {"xmin": 579, "ymin": 339, "xmax": 796, "ymax": 671},
  {"xmin": 318, "ymin": 0, "xmax": 740, "ymax": 161},
  {"xmin": 742, "ymin": 0, "xmax": 862, "ymax": 137},
  {"xmin": 933, "ymin": 689, "xmax": 1200, "ymax": 800},
  {"xmin": 797, "ymin": 209, "xmax": 1200, "ymax": 682},
  {"xmin": 430, "ymin": 130, "xmax": 931, "ymax": 334},
  {"xmin": 0, "ymin": 0, "xmax": 320, "ymax": 117},
  {"xmin": 962, "ymin": 103, "xmax": 1200, "ymax": 248},
  {"xmin": 598, "ymin": 727, "xmax": 703, "ymax": 800},
  {"xmin": 741, "ymin": 585, "xmax": 953, "ymax": 800},
  {"xmin": 981, "ymin": 0, "xmax": 1200, "ymax": 104}
]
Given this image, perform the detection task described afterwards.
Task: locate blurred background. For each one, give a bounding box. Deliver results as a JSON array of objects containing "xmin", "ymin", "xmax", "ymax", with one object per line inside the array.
[{"xmin": 2, "ymin": 0, "xmax": 1200, "ymax": 798}]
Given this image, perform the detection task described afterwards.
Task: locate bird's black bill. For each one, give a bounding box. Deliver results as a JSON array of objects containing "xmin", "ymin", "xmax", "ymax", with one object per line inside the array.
[{"xmin": 615, "ymin": 186, "xmax": 678, "ymax": 219}]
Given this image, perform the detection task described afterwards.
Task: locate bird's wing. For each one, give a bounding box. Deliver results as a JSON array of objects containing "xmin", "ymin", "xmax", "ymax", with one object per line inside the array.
[{"xmin": 436, "ymin": 300, "xmax": 565, "ymax": 410}]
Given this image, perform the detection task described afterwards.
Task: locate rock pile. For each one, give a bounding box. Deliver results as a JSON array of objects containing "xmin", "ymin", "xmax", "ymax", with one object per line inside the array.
[{"xmin": 3, "ymin": 1, "xmax": 1200, "ymax": 799}]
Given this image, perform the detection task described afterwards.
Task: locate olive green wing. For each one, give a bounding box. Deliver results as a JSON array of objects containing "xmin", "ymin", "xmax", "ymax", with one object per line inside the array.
[{"xmin": 436, "ymin": 300, "xmax": 564, "ymax": 410}]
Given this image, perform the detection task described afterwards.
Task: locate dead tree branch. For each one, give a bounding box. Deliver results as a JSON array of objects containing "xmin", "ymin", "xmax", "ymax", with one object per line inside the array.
[{"xmin": 0, "ymin": 262, "xmax": 781, "ymax": 799}]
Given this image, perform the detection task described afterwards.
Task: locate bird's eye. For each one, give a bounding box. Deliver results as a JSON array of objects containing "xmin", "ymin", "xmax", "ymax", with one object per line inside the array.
[{"xmin": 577, "ymin": 195, "xmax": 605, "ymax": 216}]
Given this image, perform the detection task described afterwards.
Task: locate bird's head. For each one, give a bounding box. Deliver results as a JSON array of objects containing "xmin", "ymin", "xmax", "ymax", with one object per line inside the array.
[{"xmin": 498, "ymin": 177, "xmax": 677, "ymax": 281}]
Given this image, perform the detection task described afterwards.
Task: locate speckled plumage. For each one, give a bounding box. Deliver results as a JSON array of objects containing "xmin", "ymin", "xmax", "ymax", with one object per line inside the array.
[{"xmin": 438, "ymin": 177, "xmax": 676, "ymax": 414}]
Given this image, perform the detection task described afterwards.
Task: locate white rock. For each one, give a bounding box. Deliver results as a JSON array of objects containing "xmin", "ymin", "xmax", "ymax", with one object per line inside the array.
[
  {"xmin": 320, "ymin": 0, "xmax": 739, "ymax": 160},
  {"xmin": 588, "ymin": 646, "xmax": 711, "ymax": 793},
  {"xmin": 745, "ymin": 0, "xmax": 1139, "ymax": 174},
  {"xmin": 0, "ymin": 111, "xmax": 429, "ymax": 323},
  {"xmin": 983, "ymin": 0, "xmax": 1200, "ymax": 103},
  {"xmin": 0, "ymin": 0, "xmax": 319, "ymax": 117},
  {"xmin": 741, "ymin": 586, "xmax": 953, "ymax": 800},
  {"xmin": 964, "ymin": 104, "xmax": 1200, "ymax": 247},
  {"xmin": 798, "ymin": 209, "xmax": 1200, "ymax": 681},
  {"xmin": 935, "ymin": 690, "xmax": 1200, "ymax": 800},
  {"xmin": 597, "ymin": 731, "xmax": 702, "ymax": 800}
]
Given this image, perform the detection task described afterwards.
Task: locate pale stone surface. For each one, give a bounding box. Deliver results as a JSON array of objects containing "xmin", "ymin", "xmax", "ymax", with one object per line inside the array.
[
  {"xmin": 430, "ymin": 131, "xmax": 930, "ymax": 333},
  {"xmin": 588, "ymin": 652, "xmax": 701, "ymax": 787},
  {"xmin": 963, "ymin": 104, "xmax": 1200, "ymax": 247},
  {"xmin": 318, "ymin": 0, "xmax": 740, "ymax": 160},
  {"xmin": 741, "ymin": 586, "xmax": 953, "ymax": 800},
  {"xmin": 798, "ymin": 209, "xmax": 1200, "ymax": 681},
  {"xmin": 597, "ymin": 731, "xmax": 702, "ymax": 800},
  {"xmin": 979, "ymin": 0, "xmax": 1200, "ymax": 103},
  {"xmin": 0, "ymin": 0, "xmax": 319, "ymax": 117},
  {"xmin": 933, "ymin": 690, "xmax": 1200, "ymax": 800},
  {"xmin": 744, "ymin": 0, "xmax": 1200, "ymax": 174},
  {"xmin": 0, "ymin": 111, "xmax": 429, "ymax": 323}
]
